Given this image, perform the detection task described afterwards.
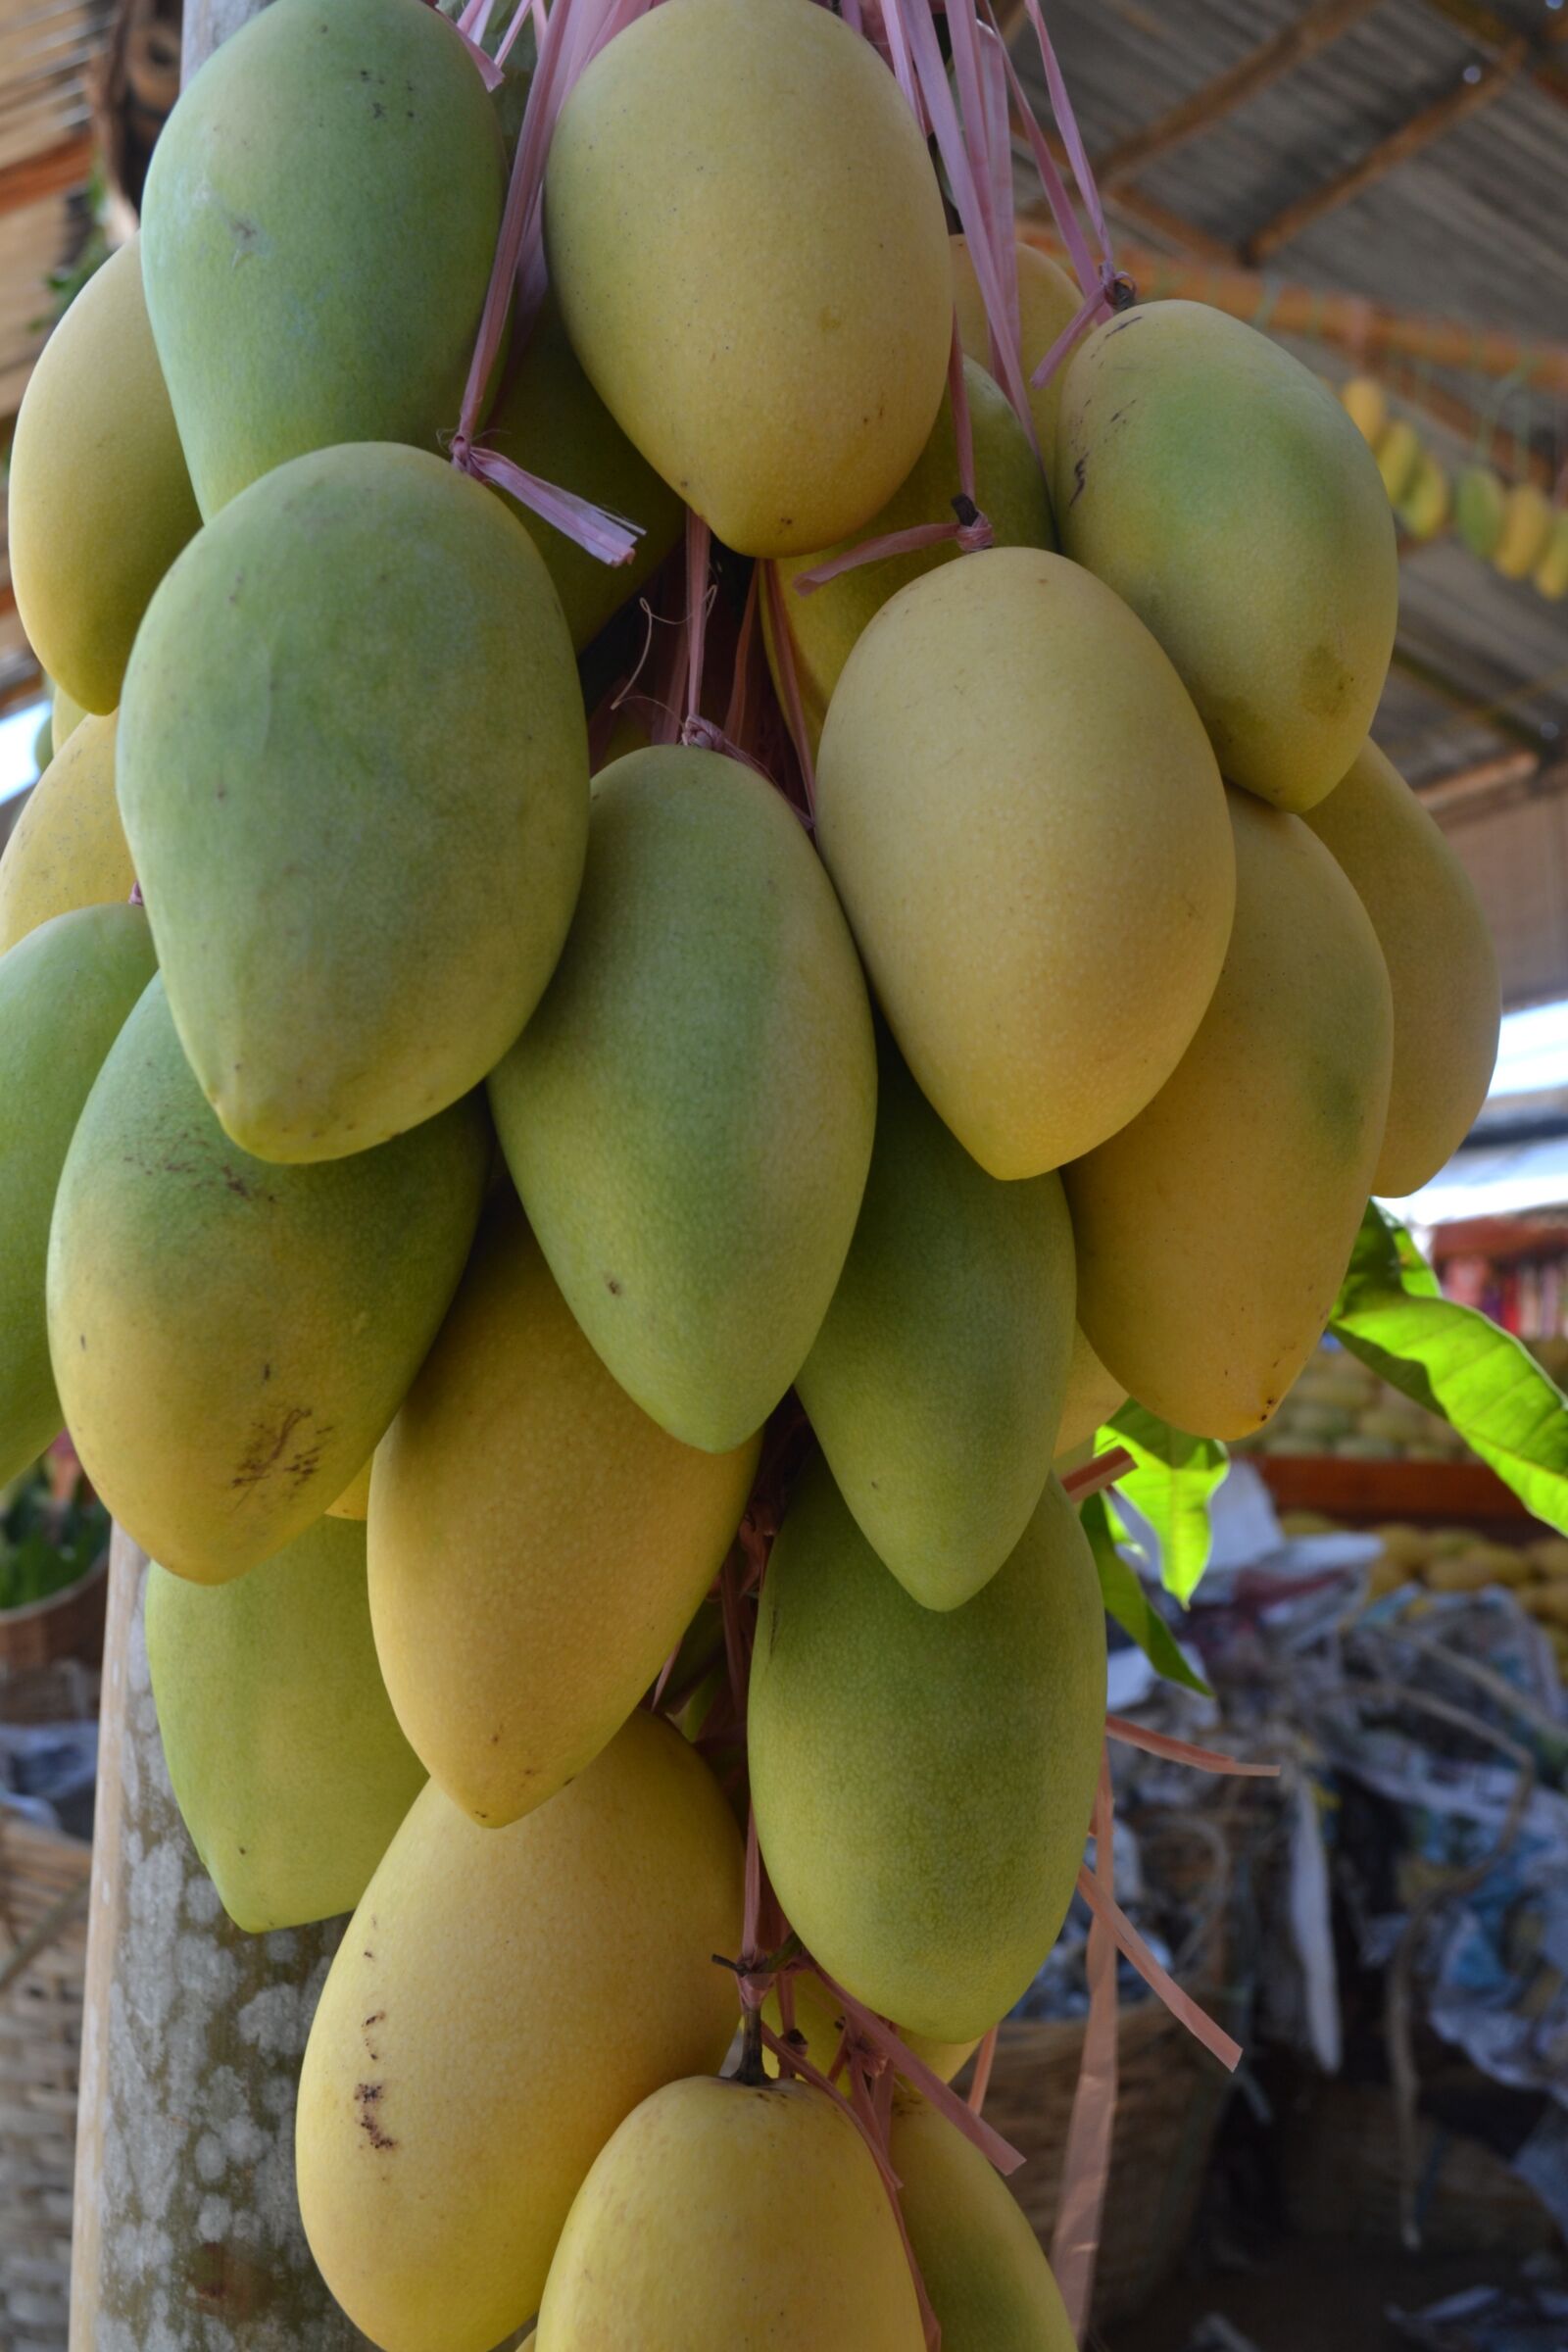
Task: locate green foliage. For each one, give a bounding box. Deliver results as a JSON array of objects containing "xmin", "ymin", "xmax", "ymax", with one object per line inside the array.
[
  {"xmin": 0, "ymin": 1453, "xmax": 108, "ymax": 1611},
  {"xmin": 1098, "ymin": 1400, "xmax": 1229, "ymax": 1605},
  {"xmin": 1080, "ymin": 1490, "xmax": 1211, "ymax": 1697}
]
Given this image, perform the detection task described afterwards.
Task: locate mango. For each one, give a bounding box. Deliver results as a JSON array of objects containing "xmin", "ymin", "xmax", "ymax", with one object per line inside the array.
[
  {"xmin": 370, "ymin": 1198, "xmax": 757, "ymax": 1826},
  {"xmin": 546, "ymin": 0, "xmax": 951, "ymax": 556},
  {"xmin": 326, "ymin": 1456, "xmax": 373, "ymax": 1521},
  {"xmin": 296, "ymin": 1712, "xmax": 742, "ymax": 2352},
  {"xmin": 765, "ymin": 357, "xmax": 1054, "ymax": 753},
  {"xmin": 1396, "ymin": 455, "xmax": 1450, "ymax": 541},
  {"xmin": 1534, "ymin": 513, "xmax": 1568, "ymax": 601},
  {"xmin": 147, "ymin": 1517, "xmax": 425, "ymax": 1933},
  {"xmin": 1056, "ymin": 302, "xmax": 1398, "ymax": 811},
  {"xmin": 1455, "ymin": 466, "xmax": 1507, "ymax": 560},
  {"xmin": 1055, "ymin": 1322, "xmax": 1127, "ymax": 1460},
  {"xmin": 31, "ymin": 713, "xmax": 51, "ymax": 774},
  {"xmin": 891, "ymin": 2089, "xmax": 1076, "ymax": 2352},
  {"xmin": 489, "ymin": 745, "xmax": 875, "ymax": 1451},
  {"xmin": 0, "ymin": 906, "xmax": 156, "ymax": 1483},
  {"xmin": 1066, "ymin": 791, "xmax": 1393, "ymax": 1438},
  {"xmin": 48, "ymin": 976, "xmax": 489, "ymax": 1583},
  {"xmin": 1303, "ymin": 739, "xmax": 1498, "ymax": 1195},
  {"xmin": 797, "ymin": 1031, "xmax": 1075, "ymax": 1610},
  {"xmin": 1339, "ymin": 376, "xmax": 1389, "ymax": 449},
  {"xmin": 484, "ymin": 292, "xmax": 685, "ymax": 652},
  {"xmin": 750, "ymin": 1460, "xmax": 1104, "ymax": 2044},
  {"xmin": 1376, "ymin": 419, "xmax": 1423, "ymax": 505},
  {"xmin": 1494, "ymin": 483, "xmax": 1553, "ymax": 579},
  {"xmin": 815, "ymin": 547, "xmax": 1233, "ymax": 1179},
  {"xmin": 51, "ymin": 684, "xmax": 85, "ymax": 750},
  {"xmin": 10, "ymin": 239, "xmax": 199, "ymax": 714},
  {"xmin": 953, "ymin": 233, "xmax": 1084, "ymax": 460},
  {"xmin": 0, "ymin": 713, "xmax": 130, "ymax": 956},
  {"xmin": 535, "ymin": 2075, "xmax": 924, "ymax": 2352},
  {"xmin": 141, "ymin": 0, "xmax": 504, "ymax": 514},
  {"xmin": 119, "ymin": 442, "xmax": 588, "ymax": 1162},
  {"xmin": 760, "ymin": 1973, "xmax": 977, "ymax": 2088}
]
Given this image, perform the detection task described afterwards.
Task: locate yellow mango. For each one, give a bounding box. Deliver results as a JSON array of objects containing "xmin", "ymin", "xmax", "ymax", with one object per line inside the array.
[
  {"xmin": 1534, "ymin": 513, "xmax": 1568, "ymax": 601},
  {"xmin": 10, "ymin": 239, "xmax": 199, "ymax": 714},
  {"xmin": 1495, "ymin": 484, "xmax": 1553, "ymax": 578},
  {"xmin": 816, "ymin": 547, "xmax": 1234, "ymax": 1178},
  {"xmin": 370, "ymin": 1200, "xmax": 758, "ymax": 1826},
  {"xmin": 891, "ymin": 2089, "xmax": 1076, "ymax": 2352},
  {"xmin": 952, "ymin": 233, "xmax": 1084, "ymax": 459},
  {"xmin": 1340, "ymin": 376, "xmax": 1389, "ymax": 448},
  {"xmin": 1055, "ymin": 1322, "xmax": 1128, "ymax": 1460},
  {"xmin": 1396, "ymin": 455, "xmax": 1450, "ymax": 541},
  {"xmin": 1377, "ymin": 419, "xmax": 1423, "ymax": 504},
  {"xmin": 0, "ymin": 713, "xmax": 131, "ymax": 955},
  {"xmin": 325, "ymin": 1455, "xmax": 372, "ymax": 1521},
  {"xmin": 546, "ymin": 0, "xmax": 951, "ymax": 556},
  {"xmin": 1066, "ymin": 791, "xmax": 1393, "ymax": 1438},
  {"xmin": 1303, "ymin": 739, "xmax": 1498, "ymax": 1195},
  {"xmin": 296, "ymin": 1712, "xmax": 743, "ymax": 2352},
  {"xmin": 51, "ymin": 684, "xmax": 85, "ymax": 750}
]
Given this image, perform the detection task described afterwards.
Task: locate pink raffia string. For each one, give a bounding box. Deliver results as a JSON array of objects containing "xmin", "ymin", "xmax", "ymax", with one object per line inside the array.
[
  {"xmin": 813, "ymin": 1967, "xmax": 1024, "ymax": 2175},
  {"xmin": 1019, "ymin": 0, "xmax": 1113, "ymax": 281},
  {"xmin": 1076, "ymin": 1862, "xmax": 1242, "ymax": 2074},
  {"xmin": 944, "ymin": 0, "xmax": 1020, "ymax": 370},
  {"xmin": 1105, "ymin": 1715, "xmax": 1282, "ymax": 1780},
  {"xmin": 1052, "ymin": 1752, "xmax": 1119, "ymax": 2342},
  {"xmin": 1059, "ymin": 1445, "xmax": 1134, "ymax": 1502},
  {"xmin": 460, "ymin": 444, "xmax": 642, "ymax": 565},
  {"xmin": 967, "ymin": 2024, "xmax": 998, "ymax": 2115},
  {"xmin": 761, "ymin": 561, "xmax": 817, "ymax": 818}
]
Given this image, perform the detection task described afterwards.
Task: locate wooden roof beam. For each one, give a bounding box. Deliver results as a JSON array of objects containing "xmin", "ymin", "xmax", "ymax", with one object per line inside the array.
[
  {"xmin": 1013, "ymin": 134, "xmax": 1241, "ymax": 266},
  {"xmin": 0, "ymin": 132, "xmax": 96, "ymax": 220},
  {"xmin": 1416, "ymin": 0, "xmax": 1568, "ymax": 114}
]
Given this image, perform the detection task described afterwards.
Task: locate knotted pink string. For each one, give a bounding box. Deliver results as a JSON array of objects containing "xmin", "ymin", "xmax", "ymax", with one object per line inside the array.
[
  {"xmin": 1075, "ymin": 1863, "xmax": 1242, "ymax": 2073},
  {"xmin": 1052, "ymin": 1752, "xmax": 1119, "ymax": 2342}
]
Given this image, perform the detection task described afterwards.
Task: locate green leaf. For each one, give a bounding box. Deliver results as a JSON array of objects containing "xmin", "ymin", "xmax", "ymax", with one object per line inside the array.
[
  {"xmin": 1099, "ymin": 1401, "xmax": 1229, "ymax": 1605},
  {"xmin": 1331, "ymin": 1201, "xmax": 1568, "ymax": 1533},
  {"xmin": 1081, "ymin": 1492, "xmax": 1212, "ymax": 1697}
]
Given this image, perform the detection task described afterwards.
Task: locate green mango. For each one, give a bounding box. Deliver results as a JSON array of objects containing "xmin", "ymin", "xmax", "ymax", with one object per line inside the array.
[
  {"xmin": 489, "ymin": 745, "xmax": 876, "ymax": 1452},
  {"xmin": 48, "ymin": 975, "xmax": 490, "ymax": 1583},
  {"xmin": 147, "ymin": 1516, "xmax": 425, "ymax": 1934},
  {"xmin": 51, "ymin": 683, "xmax": 85, "ymax": 750},
  {"xmin": 1455, "ymin": 466, "xmax": 1506, "ymax": 560},
  {"xmin": 890, "ymin": 2089, "xmax": 1076, "ymax": 2352},
  {"xmin": 484, "ymin": 294, "xmax": 685, "ymax": 653},
  {"xmin": 141, "ymin": 0, "xmax": 505, "ymax": 514},
  {"xmin": 119, "ymin": 442, "xmax": 588, "ymax": 1163},
  {"xmin": 765, "ymin": 358, "xmax": 1054, "ymax": 754},
  {"xmin": 749, "ymin": 1459, "xmax": 1105, "ymax": 2043},
  {"xmin": 0, "ymin": 906, "xmax": 156, "ymax": 1484},
  {"xmin": 797, "ymin": 1030, "xmax": 1075, "ymax": 1610}
]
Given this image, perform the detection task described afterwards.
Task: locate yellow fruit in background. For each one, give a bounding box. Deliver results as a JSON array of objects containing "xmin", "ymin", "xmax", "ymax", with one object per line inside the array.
[
  {"xmin": 891, "ymin": 2089, "xmax": 1077, "ymax": 2352},
  {"xmin": 1396, "ymin": 454, "xmax": 1450, "ymax": 541},
  {"xmin": 535, "ymin": 2075, "xmax": 925, "ymax": 2352},
  {"xmin": 546, "ymin": 0, "xmax": 951, "ymax": 556},
  {"xmin": 1530, "ymin": 1536, "xmax": 1568, "ymax": 1577},
  {"xmin": 1340, "ymin": 376, "xmax": 1389, "ymax": 448},
  {"xmin": 816, "ymin": 548, "xmax": 1234, "ymax": 1179},
  {"xmin": 1054, "ymin": 1322, "xmax": 1128, "ymax": 1460},
  {"xmin": 0, "ymin": 713, "xmax": 130, "ymax": 956},
  {"xmin": 1455, "ymin": 466, "xmax": 1507, "ymax": 559},
  {"xmin": 146, "ymin": 1517, "xmax": 425, "ymax": 1932},
  {"xmin": 1055, "ymin": 302, "xmax": 1397, "ymax": 811},
  {"xmin": 1494, "ymin": 483, "xmax": 1553, "ymax": 579},
  {"xmin": 1303, "ymin": 739, "xmax": 1499, "ymax": 1197},
  {"xmin": 1534, "ymin": 512, "xmax": 1568, "ymax": 601},
  {"xmin": 1376, "ymin": 419, "xmax": 1423, "ymax": 504},
  {"xmin": 296, "ymin": 1712, "xmax": 743, "ymax": 2352},
  {"xmin": 325, "ymin": 1456, "xmax": 372, "ymax": 1522},
  {"xmin": 9, "ymin": 239, "xmax": 200, "ymax": 715},
  {"xmin": 369, "ymin": 1200, "xmax": 758, "ymax": 1827},
  {"xmin": 1066, "ymin": 791, "xmax": 1393, "ymax": 1439},
  {"xmin": 760, "ymin": 1973, "xmax": 978, "ymax": 2088},
  {"xmin": 952, "ymin": 232, "xmax": 1084, "ymax": 462},
  {"xmin": 1522, "ymin": 1581, "xmax": 1568, "ymax": 1626},
  {"xmin": 1376, "ymin": 1523, "xmax": 1434, "ymax": 1569}
]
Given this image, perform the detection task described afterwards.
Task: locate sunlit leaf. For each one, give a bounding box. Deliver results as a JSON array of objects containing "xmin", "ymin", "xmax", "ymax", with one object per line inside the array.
[
  {"xmin": 1080, "ymin": 1490, "xmax": 1212, "ymax": 1696},
  {"xmin": 1097, "ymin": 1401, "xmax": 1229, "ymax": 1605}
]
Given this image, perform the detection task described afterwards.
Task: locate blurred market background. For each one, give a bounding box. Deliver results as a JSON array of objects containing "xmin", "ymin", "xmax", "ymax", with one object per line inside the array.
[{"xmin": 3, "ymin": 3, "xmax": 1568, "ymax": 2350}]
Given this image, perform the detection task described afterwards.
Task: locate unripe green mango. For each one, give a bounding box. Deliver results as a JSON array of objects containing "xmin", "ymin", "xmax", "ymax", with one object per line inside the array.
[
  {"xmin": 52, "ymin": 684, "xmax": 85, "ymax": 750},
  {"xmin": 1066, "ymin": 790, "xmax": 1394, "ymax": 1438},
  {"xmin": 10, "ymin": 239, "xmax": 199, "ymax": 714},
  {"xmin": 370, "ymin": 1198, "xmax": 758, "ymax": 1827},
  {"xmin": 816, "ymin": 547, "xmax": 1234, "ymax": 1179},
  {"xmin": 797, "ymin": 1031, "xmax": 1075, "ymax": 1610},
  {"xmin": 890, "ymin": 2088, "xmax": 1076, "ymax": 2352},
  {"xmin": 765, "ymin": 358, "xmax": 1054, "ymax": 754},
  {"xmin": 296, "ymin": 1712, "xmax": 742, "ymax": 2352},
  {"xmin": 141, "ymin": 0, "xmax": 505, "ymax": 514},
  {"xmin": 750, "ymin": 1459, "xmax": 1105, "ymax": 2044},
  {"xmin": 489, "ymin": 745, "xmax": 875, "ymax": 1452},
  {"xmin": 1455, "ymin": 466, "xmax": 1506, "ymax": 560},
  {"xmin": 0, "ymin": 906, "xmax": 156, "ymax": 1484},
  {"xmin": 546, "ymin": 0, "xmax": 951, "ymax": 557},
  {"xmin": 0, "ymin": 713, "xmax": 131, "ymax": 956},
  {"xmin": 48, "ymin": 976, "xmax": 489, "ymax": 1583},
  {"xmin": 1055, "ymin": 1321, "xmax": 1127, "ymax": 1460},
  {"xmin": 147, "ymin": 1517, "xmax": 425, "ymax": 1934},
  {"xmin": 484, "ymin": 294, "xmax": 685, "ymax": 653},
  {"xmin": 119, "ymin": 443, "xmax": 589, "ymax": 1162},
  {"xmin": 1056, "ymin": 302, "xmax": 1398, "ymax": 811},
  {"xmin": 1303, "ymin": 740, "xmax": 1498, "ymax": 1197}
]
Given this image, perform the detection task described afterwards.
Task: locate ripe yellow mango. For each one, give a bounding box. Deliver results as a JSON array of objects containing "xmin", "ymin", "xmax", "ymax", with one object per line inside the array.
[
  {"xmin": 797, "ymin": 1031, "xmax": 1075, "ymax": 1610},
  {"xmin": 1056, "ymin": 303, "xmax": 1397, "ymax": 811},
  {"xmin": 816, "ymin": 547, "xmax": 1233, "ymax": 1178},
  {"xmin": 1303, "ymin": 740, "xmax": 1499, "ymax": 1195},
  {"xmin": 535, "ymin": 2074, "xmax": 925, "ymax": 2352},
  {"xmin": 1066, "ymin": 792, "xmax": 1394, "ymax": 1438},
  {"xmin": 119, "ymin": 443, "xmax": 589, "ymax": 1162},
  {"xmin": 325, "ymin": 1456, "xmax": 373, "ymax": 1521},
  {"xmin": 546, "ymin": 0, "xmax": 951, "ymax": 557},
  {"xmin": 1376, "ymin": 419, "xmax": 1423, "ymax": 505},
  {"xmin": 1055, "ymin": 1322, "xmax": 1127, "ymax": 1460},
  {"xmin": 765, "ymin": 357, "xmax": 1054, "ymax": 753},
  {"xmin": 1396, "ymin": 455, "xmax": 1450, "ymax": 541},
  {"xmin": 142, "ymin": 0, "xmax": 504, "ymax": 514},
  {"xmin": 489, "ymin": 746, "xmax": 875, "ymax": 1451},
  {"xmin": 0, "ymin": 713, "xmax": 130, "ymax": 956},
  {"xmin": 750, "ymin": 1461, "xmax": 1105, "ymax": 2044},
  {"xmin": 891, "ymin": 2089, "xmax": 1076, "ymax": 2352},
  {"xmin": 48, "ymin": 976, "xmax": 489, "ymax": 1582},
  {"xmin": 51, "ymin": 684, "xmax": 85, "ymax": 750},
  {"xmin": 952, "ymin": 233, "xmax": 1084, "ymax": 459},
  {"xmin": 0, "ymin": 906, "xmax": 156, "ymax": 1483},
  {"xmin": 1535, "ymin": 513, "xmax": 1568, "ymax": 601},
  {"xmin": 1340, "ymin": 376, "xmax": 1389, "ymax": 449},
  {"xmin": 1494, "ymin": 484, "xmax": 1553, "ymax": 579},
  {"xmin": 370, "ymin": 1200, "xmax": 757, "ymax": 1826},
  {"xmin": 147, "ymin": 1518, "xmax": 425, "ymax": 1933},
  {"xmin": 760, "ymin": 1972, "xmax": 977, "ymax": 2088},
  {"xmin": 296, "ymin": 1712, "xmax": 743, "ymax": 2352},
  {"xmin": 10, "ymin": 240, "xmax": 199, "ymax": 714}
]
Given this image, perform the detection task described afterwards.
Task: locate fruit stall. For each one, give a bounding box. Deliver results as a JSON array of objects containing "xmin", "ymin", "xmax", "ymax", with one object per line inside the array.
[{"xmin": 0, "ymin": 2, "xmax": 1566, "ymax": 2351}]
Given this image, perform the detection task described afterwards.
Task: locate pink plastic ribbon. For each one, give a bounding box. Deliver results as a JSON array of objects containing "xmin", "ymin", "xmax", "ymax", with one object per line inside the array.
[
  {"xmin": 1052, "ymin": 1753, "xmax": 1119, "ymax": 2343},
  {"xmin": 1105, "ymin": 1716, "xmax": 1282, "ymax": 1780},
  {"xmin": 1059, "ymin": 1446, "xmax": 1134, "ymax": 1502},
  {"xmin": 1075, "ymin": 1862, "xmax": 1242, "ymax": 2074},
  {"xmin": 460, "ymin": 443, "xmax": 642, "ymax": 565},
  {"xmin": 967, "ymin": 2023, "xmax": 999, "ymax": 2115}
]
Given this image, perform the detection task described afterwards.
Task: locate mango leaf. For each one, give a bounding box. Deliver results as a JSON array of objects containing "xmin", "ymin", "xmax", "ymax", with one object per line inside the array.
[
  {"xmin": 1331, "ymin": 1201, "xmax": 1568, "ymax": 1533},
  {"xmin": 1081, "ymin": 1491, "xmax": 1212, "ymax": 1696},
  {"xmin": 1097, "ymin": 1401, "xmax": 1229, "ymax": 1605}
]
